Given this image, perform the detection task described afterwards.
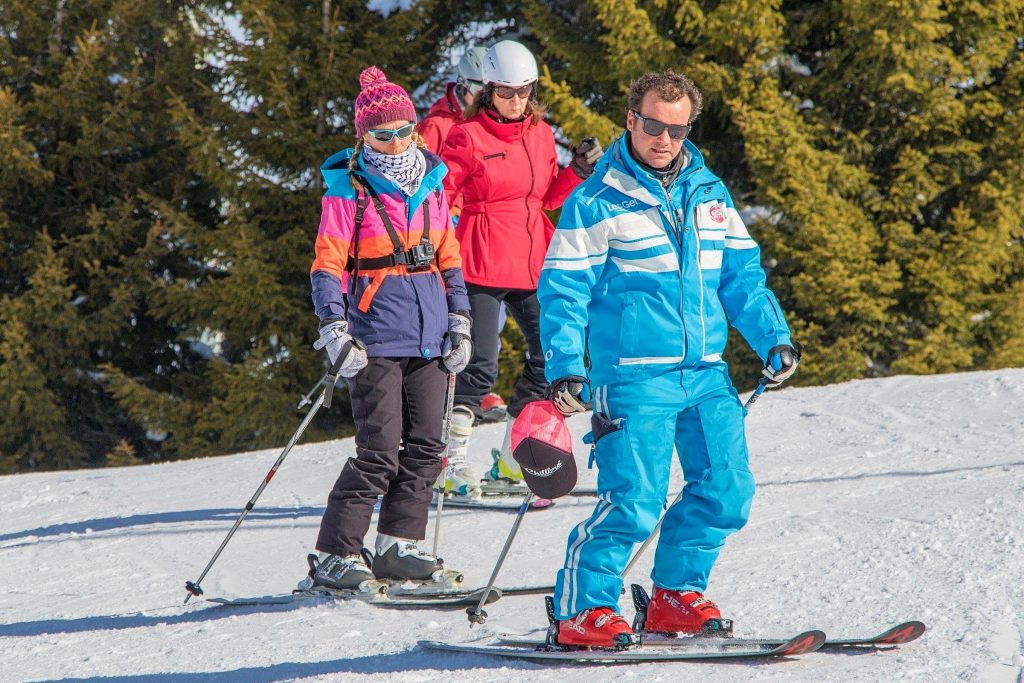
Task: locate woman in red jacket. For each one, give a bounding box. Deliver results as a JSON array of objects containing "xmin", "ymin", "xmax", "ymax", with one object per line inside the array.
[{"xmin": 440, "ymin": 40, "xmax": 603, "ymax": 498}]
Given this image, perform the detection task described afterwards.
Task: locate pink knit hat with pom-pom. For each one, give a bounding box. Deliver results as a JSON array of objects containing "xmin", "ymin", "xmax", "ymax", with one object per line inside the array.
[{"xmin": 354, "ymin": 66, "xmax": 417, "ymax": 137}]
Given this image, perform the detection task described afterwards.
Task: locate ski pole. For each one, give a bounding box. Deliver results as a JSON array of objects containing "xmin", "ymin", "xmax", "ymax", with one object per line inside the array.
[
  {"xmin": 183, "ymin": 343, "xmax": 351, "ymax": 603},
  {"xmin": 466, "ymin": 491, "xmax": 535, "ymax": 625},
  {"xmin": 742, "ymin": 376, "xmax": 770, "ymax": 409},
  {"xmin": 431, "ymin": 372, "xmax": 457, "ymax": 558},
  {"xmin": 296, "ymin": 374, "xmax": 327, "ymax": 411},
  {"xmin": 620, "ymin": 375, "xmax": 771, "ymax": 580}
]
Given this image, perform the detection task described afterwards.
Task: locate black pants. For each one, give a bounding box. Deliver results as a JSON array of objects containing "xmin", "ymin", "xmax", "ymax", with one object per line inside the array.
[
  {"xmin": 316, "ymin": 356, "xmax": 447, "ymax": 556},
  {"xmin": 455, "ymin": 284, "xmax": 548, "ymax": 419}
]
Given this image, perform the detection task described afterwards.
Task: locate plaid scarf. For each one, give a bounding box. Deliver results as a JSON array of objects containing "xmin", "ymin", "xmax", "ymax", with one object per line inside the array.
[{"xmin": 363, "ymin": 143, "xmax": 426, "ymax": 196}]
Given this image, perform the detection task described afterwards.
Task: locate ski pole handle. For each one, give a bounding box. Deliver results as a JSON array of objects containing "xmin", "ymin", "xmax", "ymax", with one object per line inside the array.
[{"xmin": 322, "ymin": 340, "xmax": 355, "ymax": 409}]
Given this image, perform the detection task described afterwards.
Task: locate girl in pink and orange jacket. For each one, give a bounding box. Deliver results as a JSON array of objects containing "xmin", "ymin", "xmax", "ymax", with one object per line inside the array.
[{"xmin": 305, "ymin": 67, "xmax": 471, "ymax": 589}]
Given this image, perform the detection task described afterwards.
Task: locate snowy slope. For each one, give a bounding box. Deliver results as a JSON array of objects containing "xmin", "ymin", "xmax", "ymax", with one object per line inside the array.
[{"xmin": 3, "ymin": 369, "xmax": 1024, "ymax": 682}]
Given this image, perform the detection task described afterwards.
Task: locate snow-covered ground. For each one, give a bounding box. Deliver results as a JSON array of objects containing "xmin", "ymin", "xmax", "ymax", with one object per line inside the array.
[{"xmin": 3, "ymin": 369, "xmax": 1024, "ymax": 681}]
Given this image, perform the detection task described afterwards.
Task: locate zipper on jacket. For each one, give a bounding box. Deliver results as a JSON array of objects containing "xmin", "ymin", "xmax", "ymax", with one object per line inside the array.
[
  {"xmin": 666, "ymin": 207, "xmax": 687, "ymax": 363},
  {"xmin": 664, "ymin": 180, "xmax": 716, "ymax": 365},
  {"xmin": 483, "ymin": 151, "xmax": 507, "ymax": 160},
  {"xmin": 687, "ymin": 181, "xmax": 722, "ymax": 363},
  {"xmin": 680, "ymin": 207, "xmax": 706, "ymax": 359},
  {"xmin": 521, "ymin": 131, "xmax": 537, "ymax": 287}
]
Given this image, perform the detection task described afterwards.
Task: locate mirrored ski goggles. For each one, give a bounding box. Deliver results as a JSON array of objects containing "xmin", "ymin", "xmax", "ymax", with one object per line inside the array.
[
  {"xmin": 631, "ymin": 110, "xmax": 691, "ymax": 140},
  {"xmin": 367, "ymin": 123, "xmax": 415, "ymax": 142},
  {"xmin": 493, "ymin": 83, "xmax": 535, "ymax": 100}
]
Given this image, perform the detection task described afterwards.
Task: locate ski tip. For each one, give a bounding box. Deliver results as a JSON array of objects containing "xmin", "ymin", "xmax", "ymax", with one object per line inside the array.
[
  {"xmin": 873, "ymin": 620, "xmax": 926, "ymax": 645},
  {"xmin": 773, "ymin": 629, "xmax": 827, "ymax": 656}
]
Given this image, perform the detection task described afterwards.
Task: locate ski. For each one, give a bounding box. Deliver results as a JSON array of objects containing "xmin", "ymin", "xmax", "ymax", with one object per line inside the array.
[
  {"xmin": 208, "ymin": 582, "xmax": 554, "ymax": 609},
  {"xmin": 432, "ymin": 491, "xmax": 556, "ymax": 511},
  {"xmin": 478, "ymin": 483, "xmax": 599, "ymax": 498},
  {"xmin": 208, "ymin": 585, "xmax": 502, "ymax": 609},
  {"xmin": 383, "ymin": 579, "xmax": 552, "ymax": 599},
  {"xmin": 820, "ymin": 620, "xmax": 926, "ymax": 648},
  {"xmin": 643, "ymin": 620, "xmax": 926, "ymax": 650},
  {"xmin": 418, "ymin": 629, "xmax": 826, "ymax": 663},
  {"xmin": 498, "ymin": 620, "xmax": 926, "ymax": 650},
  {"xmin": 627, "ymin": 582, "xmax": 926, "ymax": 651}
]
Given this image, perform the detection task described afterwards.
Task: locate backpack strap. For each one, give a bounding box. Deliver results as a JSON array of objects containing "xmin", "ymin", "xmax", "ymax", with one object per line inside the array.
[
  {"xmin": 350, "ymin": 189, "xmax": 369, "ymax": 295},
  {"xmin": 347, "ymin": 180, "xmax": 437, "ymax": 272}
]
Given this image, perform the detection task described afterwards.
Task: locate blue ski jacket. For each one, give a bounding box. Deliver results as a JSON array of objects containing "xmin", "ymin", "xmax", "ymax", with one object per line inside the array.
[{"xmin": 538, "ymin": 133, "xmax": 792, "ymax": 387}]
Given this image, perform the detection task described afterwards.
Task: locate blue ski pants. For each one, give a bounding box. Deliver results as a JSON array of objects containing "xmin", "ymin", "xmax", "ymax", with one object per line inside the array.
[{"xmin": 553, "ymin": 365, "xmax": 755, "ymax": 619}]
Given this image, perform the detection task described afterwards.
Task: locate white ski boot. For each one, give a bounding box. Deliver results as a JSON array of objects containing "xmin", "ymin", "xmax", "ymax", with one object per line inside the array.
[
  {"xmin": 482, "ymin": 416, "xmax": 526, "ymax": 494},
  {"xmin": 437, "ymin": 406, "xmax": 481, "ymax": 498}
]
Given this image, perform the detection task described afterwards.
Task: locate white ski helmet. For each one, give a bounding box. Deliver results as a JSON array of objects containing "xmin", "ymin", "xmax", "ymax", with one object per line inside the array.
[
  {"xmin": 456, "ymin": 46, "xmax": 488, "ymax": 97},
  {"xmin": 480, "ymin": 40, "xmax": 538, "ymax": 88},
  {"xmin": 457, "ymin": 46, "xmax": 488, "ymax": 83}
]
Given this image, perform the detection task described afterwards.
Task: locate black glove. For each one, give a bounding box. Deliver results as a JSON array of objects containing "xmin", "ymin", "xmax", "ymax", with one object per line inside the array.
[
  {"xmin": 762, "ymin": 342, "xmax": 802, "ymax": 388},
  {"xmin": 547, "ymin": 375, "xmax": 590, "ymax": 415},
  {"xmin": 570, "ymin": 137, "xmax": 603, "ymax": 179}
]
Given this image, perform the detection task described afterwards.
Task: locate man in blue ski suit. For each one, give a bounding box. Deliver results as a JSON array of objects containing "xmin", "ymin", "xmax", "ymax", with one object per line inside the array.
[{"xmin": 538, "ymin": 71, "xmax": 801, "ymax": 647}]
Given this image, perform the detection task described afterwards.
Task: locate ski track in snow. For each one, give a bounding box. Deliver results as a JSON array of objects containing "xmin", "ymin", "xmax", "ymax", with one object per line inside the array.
[{"xmin": 2, "ymin": 369, "xmax": 1024, "ymax": 681}]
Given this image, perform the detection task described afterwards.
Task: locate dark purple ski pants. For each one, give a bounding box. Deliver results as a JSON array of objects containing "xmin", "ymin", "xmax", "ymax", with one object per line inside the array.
[{"xmin": 316, "ymin": 356, "xmax": 448, "ymax": 556}]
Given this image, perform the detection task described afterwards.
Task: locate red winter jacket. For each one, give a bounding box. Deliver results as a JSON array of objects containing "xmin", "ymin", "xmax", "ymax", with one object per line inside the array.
[
  {"xmin": 442, "ymin": 110, "xmax": 582, "ymax": 290},
  {"xmin": 419, "ymin": 83, "xmax": 466, "ymax": 217},
  {"xmin": 417, "ymin": 83, "xmax": 463, "ymax": 155}
]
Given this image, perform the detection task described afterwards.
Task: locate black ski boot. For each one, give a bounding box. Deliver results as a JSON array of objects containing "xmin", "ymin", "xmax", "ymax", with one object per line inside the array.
[
  {"xmin": 309, "ymin": 553, "xmax": 375, "ymax": 590},
  {"xmin": 371, "ymin": 535, "xmax": 443, "ymax": 581}
]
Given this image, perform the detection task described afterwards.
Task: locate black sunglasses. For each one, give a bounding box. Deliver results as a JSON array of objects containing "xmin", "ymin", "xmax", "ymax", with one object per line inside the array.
[
  {"xmin": 631, "ymin": 110, "xmax": 691, "ymax": 140},
  {"xmin": 493, "ymin": 84, "xmax": 535, "ymax": 100},
  {"xmin": 367, "ymin": 123, "xmax": 415, "ymax": 142}
]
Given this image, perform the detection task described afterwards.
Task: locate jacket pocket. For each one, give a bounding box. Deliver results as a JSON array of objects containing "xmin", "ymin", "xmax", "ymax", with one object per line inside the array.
[
  {"xmin": 616, "ymin": 294, "xmax": 639, "ymax": 362},
  {"xmin": 588, "ymin": 411, "xmax": 625, "ymax": 444},
  {"xmin": 583, "ymin": 412, "xmax": 627, "ymax": 469}
]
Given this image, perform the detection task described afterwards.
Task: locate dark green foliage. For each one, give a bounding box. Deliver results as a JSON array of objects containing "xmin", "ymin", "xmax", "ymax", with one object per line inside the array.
[
  {"xmin": 0, "ymin": 0, "xmax": 513, "ymax": 472},
  {"xmin": 527, "ymin": 0, "xmax": 1024, "ymax": 385},
  {"xmin": 2, "ymin": 0, "xmax": 1021, "ymax": 472},
  {"xmin": 0, "ymin": 0, "xmax": 223, "ymax": 472}
]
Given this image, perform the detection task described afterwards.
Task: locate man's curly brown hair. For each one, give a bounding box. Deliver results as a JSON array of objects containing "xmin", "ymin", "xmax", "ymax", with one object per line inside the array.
[{"xmin": 627, "ymin": 71, "xmax": 703, "ymax": 123}]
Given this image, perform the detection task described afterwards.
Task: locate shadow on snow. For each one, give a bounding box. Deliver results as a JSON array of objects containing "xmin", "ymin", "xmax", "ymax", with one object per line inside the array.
[
  {"xmin": 758, "ymin": 459, "xmax": 1024, "ymax": 488},
  {"xmin": 0, "ymin": 506, "xmax": 327, "ymax": 545}
]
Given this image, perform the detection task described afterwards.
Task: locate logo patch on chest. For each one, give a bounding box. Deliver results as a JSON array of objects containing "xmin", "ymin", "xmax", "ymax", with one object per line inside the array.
[{"xmin": 709, "ymin": 203, "xmax": 726, "ymax": 223}]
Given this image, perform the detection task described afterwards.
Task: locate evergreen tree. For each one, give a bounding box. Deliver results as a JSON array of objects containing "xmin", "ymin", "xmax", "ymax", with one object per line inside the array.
[
  {"xmin": 528, "ymin": 0, "xmax": 899, "ymax": 385},
  {"xmin": 524, "ymin": 0, "xmax": 1024, "ymax": 384},
  {"xmin": 788, "ymin": 0, "xmax": 1024, "ymax": 374},
  {"xmin": 0, "ymin": 1, "xmax": 221, "ymax": 469},
  {"xmin": 3, "ymin": 0, "xmax": 1021, "ymax": 471},
  {"xmin": 0, "ymin": 235, "xmax": 89, "ymax": 472}
]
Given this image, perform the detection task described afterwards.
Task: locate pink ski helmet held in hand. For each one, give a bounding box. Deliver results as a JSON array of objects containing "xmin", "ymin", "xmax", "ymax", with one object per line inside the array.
[{"xmin": 511, "ymin": 400, "xmax": 578, "ymax": 499}]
